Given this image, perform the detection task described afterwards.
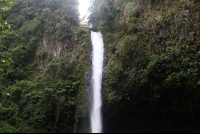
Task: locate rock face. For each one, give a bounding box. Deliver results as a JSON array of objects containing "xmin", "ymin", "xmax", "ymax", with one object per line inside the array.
[
  {"xmin": 43, "ymin": 39, "xmax": 62, "ymax": 59},
  {"xmin": 84, "ymin": 45, "xmax": 93, "ymax": 104},
  {"xmin": 37, "ymin": 39, "xmax": 63, "ymax": 71},
  {"xmin": 82, "ymin": 65, "xmax": 92, "ymax": 132}
]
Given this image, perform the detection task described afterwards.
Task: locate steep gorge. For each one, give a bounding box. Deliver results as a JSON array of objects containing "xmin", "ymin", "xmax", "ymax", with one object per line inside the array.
[{"xmin": 1, "ymin": 0, "xmax": 200, "ymax": 133}]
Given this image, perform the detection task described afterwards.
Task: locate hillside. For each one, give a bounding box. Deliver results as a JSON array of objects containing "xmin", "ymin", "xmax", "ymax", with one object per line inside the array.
[
  {"xmin": 0, "ymin": 0, "xmax": 90, "ymax": 133},
  {"xmin": 1, "ymin": 0, "xmax": 200, "ymax": 133},
  {"xmin": 88, "ymin": 0, "xmax": 200, "ymax": 132}
]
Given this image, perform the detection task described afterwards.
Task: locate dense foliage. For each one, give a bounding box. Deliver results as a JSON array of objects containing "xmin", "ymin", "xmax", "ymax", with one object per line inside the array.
[
  {"xmin": 1, "ymin": 0, "xmax": 200, "ymax": 133},
  {"xmin": 89, "ymin": 0, "xmax": 200, "ymax": 132},
  {"xmin": 0, "ymin": 0, "xmax": 13, "ymax": 31},
  {"xmin": 0, "ymin": 0, "xmax": 90, "ymax": 133}
]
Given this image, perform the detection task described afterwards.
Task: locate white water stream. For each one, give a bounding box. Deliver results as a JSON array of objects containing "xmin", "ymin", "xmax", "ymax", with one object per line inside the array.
[{"xmin": 90, "ymin": 31, "xmax": 104, "ymax": 133}]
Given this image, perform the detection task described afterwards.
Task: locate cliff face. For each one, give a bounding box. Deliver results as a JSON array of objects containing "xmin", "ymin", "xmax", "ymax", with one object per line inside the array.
[
  {"xmin": 0, "ymin": 0, "xmax": 91, "ymax": 133},
  {"xmin": 1, "ymin": 0, "xmax": 200, "ymax": 133},
  {"xmin": 89, "ymin": 0, "xmax": 200, "ymax": 132}
]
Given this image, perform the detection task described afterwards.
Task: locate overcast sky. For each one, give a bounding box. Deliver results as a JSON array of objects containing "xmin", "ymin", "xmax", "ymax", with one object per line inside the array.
[{"xmin": 78, "ymin": 0, "xmax": 91, "ymax": 21}]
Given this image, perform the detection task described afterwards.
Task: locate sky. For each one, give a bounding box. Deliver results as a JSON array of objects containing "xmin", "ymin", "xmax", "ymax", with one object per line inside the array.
[{"xmin": 78, "ymin": 0, "xmax": 91, "ymax": 23}]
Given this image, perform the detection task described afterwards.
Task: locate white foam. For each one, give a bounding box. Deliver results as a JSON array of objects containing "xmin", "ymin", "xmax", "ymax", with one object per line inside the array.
[{"xmin": 90, "ymin": 31, "xmax": 104, "ymax": 133}]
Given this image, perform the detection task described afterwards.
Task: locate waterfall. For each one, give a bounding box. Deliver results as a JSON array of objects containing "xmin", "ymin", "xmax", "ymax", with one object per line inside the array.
[{"xmin": 90, "ymin": 31, "xmax": 104, "ymax": 133}]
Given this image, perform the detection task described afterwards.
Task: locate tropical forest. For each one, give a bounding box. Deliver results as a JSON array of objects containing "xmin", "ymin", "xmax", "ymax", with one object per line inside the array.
[{"xmin": 0, "ymin": 0, "xmax": 200, "ymax": 133}]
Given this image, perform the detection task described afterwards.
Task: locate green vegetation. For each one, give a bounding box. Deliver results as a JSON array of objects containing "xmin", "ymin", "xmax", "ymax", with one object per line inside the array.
[
  {"xmin": 0, "ymin": 0, "xmax": 91, "ymax": 133},
  {"xmin": 0, "ymin": 0, "xmax": 13, "ymax": 71},
  {"xmin": 89, "ymin": 0, "xmax": 200, "ymax": 132},
  {"xmin": 1, "ymin": 0, "xmax": 200, "ymax": 133},
  {"xmin": 0, "ymin": 0, "xmax": 13, "ymax": 31}
]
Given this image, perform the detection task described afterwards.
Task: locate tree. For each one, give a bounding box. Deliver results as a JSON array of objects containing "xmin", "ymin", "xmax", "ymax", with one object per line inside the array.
[
  {"xmin": 0, "ymin": 0, "xmax": 12, "ymax": 71},
  {"xmin": 0, "ymin": 0, "xmax": 13, "ymax": 31}
]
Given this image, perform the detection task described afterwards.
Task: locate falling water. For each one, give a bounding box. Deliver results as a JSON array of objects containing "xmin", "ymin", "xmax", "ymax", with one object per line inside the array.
[{"xmin": 90, "ymin": 31, "xmax": 104, "ymax": 133}]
